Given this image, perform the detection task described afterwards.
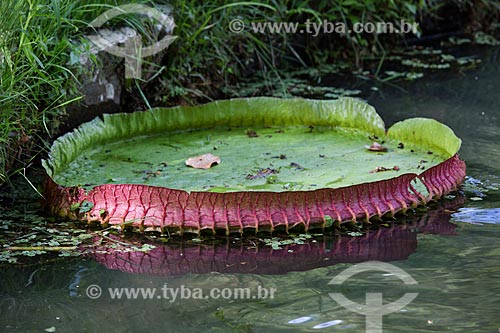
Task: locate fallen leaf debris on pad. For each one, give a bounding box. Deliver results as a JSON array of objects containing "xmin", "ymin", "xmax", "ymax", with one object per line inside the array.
[{"xmin": 185, "ymin": 153, "xmax": 221, "ymax": 169}]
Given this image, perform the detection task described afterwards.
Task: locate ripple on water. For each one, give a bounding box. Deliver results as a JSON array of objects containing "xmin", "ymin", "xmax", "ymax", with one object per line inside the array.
[{"xmin": 452, "ymin": 208, "xmax": 500, "ymax": 224}]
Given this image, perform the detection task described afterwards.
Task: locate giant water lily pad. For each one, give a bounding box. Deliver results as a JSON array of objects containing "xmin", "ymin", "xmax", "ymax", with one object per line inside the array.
[{"xmin": 42, "ymin": 97, "xmax": 466, "ymax": 234}]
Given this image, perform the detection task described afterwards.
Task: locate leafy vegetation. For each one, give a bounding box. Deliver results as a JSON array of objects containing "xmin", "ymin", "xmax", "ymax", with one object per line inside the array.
[
  {"xmin": 1, "ymin": 0, "xmax": 499, "ymax": 187},
  {"xmin": 0, "ymin": 0, "xmax": 159, "ymax": 185},
  {"xmin": 153, "ymin": 0, "xmax": 427, "ymax": 103}
]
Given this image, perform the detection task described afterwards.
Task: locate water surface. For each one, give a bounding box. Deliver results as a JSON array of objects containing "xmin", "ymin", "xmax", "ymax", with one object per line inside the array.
[{"xmin": 1, "ymin": 46, "xmax": 499, "ymax": 332}]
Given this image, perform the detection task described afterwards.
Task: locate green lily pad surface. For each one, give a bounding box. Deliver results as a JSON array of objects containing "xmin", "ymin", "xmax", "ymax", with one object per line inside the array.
[
  {"xmin": 56, "ymin": 125, "xmax": 444, "ymax": 192},
  {"xmin": 46, "ymin": 97, "xmax": 459, "ymax": 192}
]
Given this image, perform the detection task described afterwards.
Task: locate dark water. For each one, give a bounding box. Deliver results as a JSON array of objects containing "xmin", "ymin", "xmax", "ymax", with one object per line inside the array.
[{"xmin": 1, "ymin": 47, "xmax": 500, "ymax": 333}]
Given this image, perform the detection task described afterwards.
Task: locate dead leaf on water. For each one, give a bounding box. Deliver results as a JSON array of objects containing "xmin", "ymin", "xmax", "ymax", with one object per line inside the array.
[{"xmin": 185, "ymin": 153, "xmax": 221, "ymax": 169}]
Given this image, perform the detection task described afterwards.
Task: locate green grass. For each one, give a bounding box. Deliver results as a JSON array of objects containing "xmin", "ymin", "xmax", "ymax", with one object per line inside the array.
[
  {"xmin": 0, "ymin": 0, "xmax": 155, "ymax": 184},
  {"xmin": 151, "ymin": 1, "xmax": 285, "ymax": 103}
]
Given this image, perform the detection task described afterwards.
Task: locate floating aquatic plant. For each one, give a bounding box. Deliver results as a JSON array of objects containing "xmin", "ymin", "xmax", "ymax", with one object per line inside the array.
[{"xmin": 42, "ymin": 97, "xmax": 466, "ymax": 235}]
